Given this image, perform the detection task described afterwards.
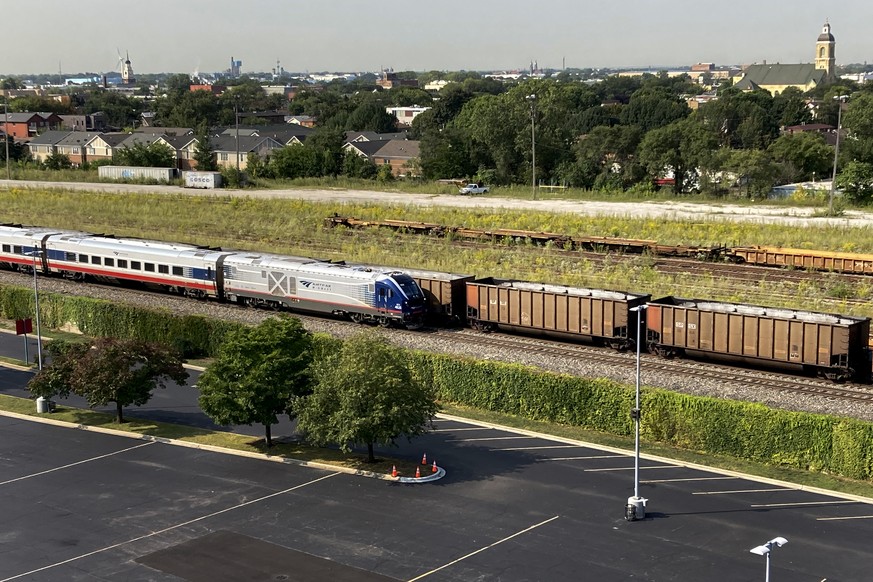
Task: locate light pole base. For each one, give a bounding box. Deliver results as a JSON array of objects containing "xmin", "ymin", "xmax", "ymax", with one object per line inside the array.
[{"xmin": 625, "ymin": 496, "xmax": 647, "ymax": 521}]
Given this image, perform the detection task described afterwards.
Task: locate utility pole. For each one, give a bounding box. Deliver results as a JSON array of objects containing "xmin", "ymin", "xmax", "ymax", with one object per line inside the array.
[{"xmin": 526, "ymin": 94, "xmax": 537, "ymax": 200}]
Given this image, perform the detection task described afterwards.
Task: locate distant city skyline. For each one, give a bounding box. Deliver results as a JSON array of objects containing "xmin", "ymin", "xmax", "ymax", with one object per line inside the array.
[{"xmin": 3, "ymin": 1, "xmax": 872, "ymax": 76}]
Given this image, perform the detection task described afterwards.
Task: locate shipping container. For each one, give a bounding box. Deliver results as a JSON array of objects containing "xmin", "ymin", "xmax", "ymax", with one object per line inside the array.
[
  {"xmin": 98, "ymin": 166, "xmax": 177, "ymax": 182},
  {"xmin": 731, "ymin": 246, "xmax": 873, "ymax": 275},
  {"xmin": 466, "ymin": 277, "xmax": 650, "ymax": 349},
  {"xmin": 182, "ymin": 171, "xmax": 223, "ymax": 189},
  {"xmin": 646, "ymin": 296, "xmax": 871, "ymax": 381}
]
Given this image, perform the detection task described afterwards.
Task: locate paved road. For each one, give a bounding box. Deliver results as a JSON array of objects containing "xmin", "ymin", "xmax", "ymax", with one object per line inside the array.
[
  {"xmin": 2, "ymin": 332, "xmax": 873, "ymax": 579},
  {"xmin": 4, "ymin": 178, "xmax": 871, "ymax": 227}
]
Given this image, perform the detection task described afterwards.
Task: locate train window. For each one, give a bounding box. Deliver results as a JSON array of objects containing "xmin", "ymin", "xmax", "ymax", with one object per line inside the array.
[
  {"xmin": 91, "ymin": 256, "xmax": 101, "ymax": 265},
  {"xmin": 65, "ymin": 252, "xmax": 76, "ymax": 261},
  {"xmin": 78, "ymin": 254, "xmax": 88, "ymax": 263},
  {"xmin": 13, "ymin": 245, "xmax": 21, "ymax": 254},
  {"xmin": 2, "ymin": 245, "xmax": 9, "ymax": 252},
  {"xmin": 144, "ymin": 263, "xmax": 155, "ymax": 272},
  {"xmin": 104, "ymin": 258, "xmax": 114, "ymax": 267},
  {"xmin": 131, "ymin": 261, "xmax": 141, "ymax": 270},
  {"xmin": 379, "ymin": 288, "xmax": 386, "ymax": 297},
  {"xmin": 158, "ymin": 265, "xmax": 169, "ymax": 274},
  {"xmin": 172, "ymin": 266, "xmax": 183, "ymax": 276},
  {"xmin": 117, "ymin": 259, "xmax": 127, "ymax": 268}
]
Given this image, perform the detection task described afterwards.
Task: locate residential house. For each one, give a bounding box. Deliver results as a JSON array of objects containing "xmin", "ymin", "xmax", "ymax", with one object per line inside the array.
[
  {"xmin": 782, "ymin": 122, "xmax": 838, "ymax": 146},
  {"xmin": 1, "ymin": 112, "xmax": 61, "ymax": 138},
  {"xmin": 212, "ymin": 135, "xmax": 283, "ymax": 170},
  {"xmin": 344, "ymin": 139, "xmax": 421, "ymax": 177},
  {"xmin": 27, "ymin": 131, "xmax": 73, "ymax": 163},
  {"xmin": 56, "ymin": 132, "xmax": 102, "ymax": 166},
  {"xmin": 135, "ymin": 127, "xmax": 194, "ymax": 137},
  {"xmin": 344, "ymin": 131, "xmax": 408, "ymax": 143},
  {"xmin": 371, "ymin": 140, "xmax": 420, "ymax": 177},
  {"xmin": 161, "ymin": 134, "xmax": 200, "ymax": 170},
  {"xmin": 286, "ymin": 115, "xmax": 316, "ymax": 127},
  {"xmin": 385, "ymin": 106, "xmax": 430, "ymax": 127},
  {"xmin": 190, "ymin": 84, "xmax": 226, "ymax": 95},
  {"xmin": 221, "ymin": 124, "xmax": 313, "ymax": 147},
  {"xmin": 59, "ymin": 113, "xmax": 108, "ymax": 132},
  {"xmin": 85, "ymin": 132, "xmax": 131, "ymax": 163}
]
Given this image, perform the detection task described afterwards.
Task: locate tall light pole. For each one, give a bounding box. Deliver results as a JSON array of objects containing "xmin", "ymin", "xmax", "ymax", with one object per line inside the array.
[
  {"xmin": 27, "ymin": 250, "xmax": 44, "ymax": 370},
  {"xmin": 626, "ymin": 304, "xmax": 647, "ymax": 521},
  {"xmin": 829, "ymin": 95, "xmax": 849, "ymax": 214},
  {"xmin": 234, "ymin": 100, "xmax": 241, "ymax": 177},
  {"xmin": 3, "ymin": 99, "xmax": 10, "ymax": 182},
  {"xmin": 750, "ymin": 537, "xmax": 788, "ymax": 582},
  {"xmin": 526, "ymin": 93, "xmax": 537, "ymax": 200}
]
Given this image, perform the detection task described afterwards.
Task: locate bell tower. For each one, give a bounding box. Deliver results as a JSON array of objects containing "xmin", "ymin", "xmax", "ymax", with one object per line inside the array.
[{"xmin": 815, "ymin": 21, "xmax": 835, "ymax": 81}]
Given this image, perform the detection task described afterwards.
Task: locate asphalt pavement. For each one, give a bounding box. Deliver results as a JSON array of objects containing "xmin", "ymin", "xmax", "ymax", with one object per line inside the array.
[{"xmin": 1, "ymin": 331, "xmax": 873, "ymax": 580}]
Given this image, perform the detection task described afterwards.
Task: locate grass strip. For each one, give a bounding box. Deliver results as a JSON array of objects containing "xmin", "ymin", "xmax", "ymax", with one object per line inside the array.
[
  {"xmin": 0, "ymin": 394, "xmax": 423, "ymax": 478},
  {"xmin": 439, "ymin": 402, "xmax": 873, "ymax": 499}
]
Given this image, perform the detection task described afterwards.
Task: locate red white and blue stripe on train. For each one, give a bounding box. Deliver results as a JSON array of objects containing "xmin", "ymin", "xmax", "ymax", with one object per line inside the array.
[{"xmin": 0, "ymin": 225, "xmax": 426, "ymax": 328}]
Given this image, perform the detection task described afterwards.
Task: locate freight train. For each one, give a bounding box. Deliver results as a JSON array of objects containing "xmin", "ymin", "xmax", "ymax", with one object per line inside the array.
[{"xmin": 0, "ymin": 224, "xmax": 869, "ymax": 383}]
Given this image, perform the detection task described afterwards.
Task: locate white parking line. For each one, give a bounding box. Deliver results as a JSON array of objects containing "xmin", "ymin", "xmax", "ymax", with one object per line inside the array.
[
  {"xmin": 539, "ymin": 455, "xmax": 627, "ymax": 461},
  {"xmin": 692, "ymin": 488, "xmax": 792, "ymax": 495},
  {"xmin": 585, "ymin": 465, "xmax": 676, "ymax": 472},
  {"xmin": 642, "ymin": 477, "xmax": 738, "ymax": 484},
  {"xmin": 0, "ymin": 442, "xmax": 156, "ymax": 486},
  {"xmin": 751, "ymin": 500, "xmax": 856, "ymax": 508},
  {"xmin": 491, "ymin": 445, "xmax": 581, "ymax": 451},
  {"xmin": 456, "ymin": 436, "xmax": 534, "ymax": 442},
  {"xmin": 0, "ymin": 472, "xmax": 341, "ymax": 582},
  {"xmin": 432, "ymin": 427, "xmax": 493, "ymax": 432},
  {"xmin": 406, "ymin": 515, "xmax": 560, "ymax": 582},
  {"xmin": 817, "ymin": 514, "xmax": 873, "ymax": 521}
]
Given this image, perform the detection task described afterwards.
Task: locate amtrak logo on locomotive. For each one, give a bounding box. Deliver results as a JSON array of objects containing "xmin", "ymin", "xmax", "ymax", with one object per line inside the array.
[{"xmin": 299, "ymin": 280, "xmax": 331, "ymax": 291}]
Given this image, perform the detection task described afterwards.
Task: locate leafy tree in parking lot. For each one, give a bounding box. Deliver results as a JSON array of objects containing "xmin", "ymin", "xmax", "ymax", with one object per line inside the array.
[
  {"xmin": 198, "ymin": 316, "xmax": 314, "ymax": 447},
  {"xmin": 27, "ymin": 338, "xmax": 188, "ymax": 423},
  {"xmin": 297, "ymin": 332, "xmax": 438, "ymax": 462}
]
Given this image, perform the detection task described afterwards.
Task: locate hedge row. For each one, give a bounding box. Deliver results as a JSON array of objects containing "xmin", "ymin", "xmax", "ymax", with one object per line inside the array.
[
  {"xmin": 4, "ymin": 280, "xmax": 872, "ymax": 481},
  {"xmin": 410, "ymin": 352, "xmax": 873, "ymax": 481},
  {"xmin": 0, "ymin": 284, "xmax": 242, "ymax": 357}
]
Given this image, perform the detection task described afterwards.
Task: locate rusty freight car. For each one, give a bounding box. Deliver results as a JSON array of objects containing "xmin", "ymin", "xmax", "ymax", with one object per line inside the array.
[
  {"xmin": 402, "ymin": 268, "xmax": 476, "ymax": 326},
  {"xmin": 466, "ymin": 278, "xmax": 650, "ymax": 349},
  {"xmin": 645, "ymin": 297, "xmax": 871, "ymax": 381},
  {"xmin": 731, "ymin": 246, "xmax": 873, "ymax": 275}
]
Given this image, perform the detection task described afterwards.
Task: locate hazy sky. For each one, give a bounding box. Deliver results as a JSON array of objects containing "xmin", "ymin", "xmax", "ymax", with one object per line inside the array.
[{"xmin": 3, "ymin": 1, "xmax": 871, "ymax": 76}]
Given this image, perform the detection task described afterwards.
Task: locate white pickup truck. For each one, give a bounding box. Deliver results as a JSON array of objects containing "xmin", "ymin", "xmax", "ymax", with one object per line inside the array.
[{"xmin": 459, "ymin": 183, "xmax": 489, "ymax": 195}]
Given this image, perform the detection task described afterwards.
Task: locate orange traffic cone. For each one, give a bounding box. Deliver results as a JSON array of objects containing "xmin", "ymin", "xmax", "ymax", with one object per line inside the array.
[
  {"xmin": 432, "ymin": 461, "xmax": 438, "ymax": 473},
  {"xmin": 415, "ymin": 466, "xmax": 421, "ymax": 479},
  {"xmin": 391, "ymin": 465, "xmax": 398, "ymax": 478},
  {"xmin": 421, "ymin": 453, "xmax": 427, "ymax": 465}
]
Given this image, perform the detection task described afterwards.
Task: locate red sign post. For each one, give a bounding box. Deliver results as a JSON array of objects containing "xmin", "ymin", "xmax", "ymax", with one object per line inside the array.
[{"xmin": 15, "ymin": 318, "xmax": 33, "ymax": 335}]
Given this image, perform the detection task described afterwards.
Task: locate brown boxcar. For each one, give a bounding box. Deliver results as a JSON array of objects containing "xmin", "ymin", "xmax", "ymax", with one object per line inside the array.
[
  {"xmin": 731, "ymin": 246, "xmax": 873, "ymax": 275},
  {"xmin": 646, "ymin": 296, "xmax": 871, "ymax": 381},
  {"xmin": 466, "ymin": 277, "xmax": 650, "ymax": 349},
  {"xmin": 402, "ymin": 268, "xmax": 475, "ymax": 326}
]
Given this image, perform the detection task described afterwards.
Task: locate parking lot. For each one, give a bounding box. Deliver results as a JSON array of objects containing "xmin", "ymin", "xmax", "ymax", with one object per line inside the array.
[{"xmin": 3, "ymin": 408, "xmax": 873, "ymax": 581}]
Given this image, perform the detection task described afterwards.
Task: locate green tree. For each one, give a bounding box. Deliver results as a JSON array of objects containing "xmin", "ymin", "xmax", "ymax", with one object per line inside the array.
[
  {"xmin": 638, "ymin": 118, "xmax": 716, "ymax": 194},
  {"xmin": 297, "ymin": 332, "xmax": 438, "ymax": 462},
  {"xmin": 342, "ymin": 150, "xmax": 377, "ymax": 179},
  {"xmin": 114, "ymin": 141, "xmax": 176, "ymax": 167},
  {"xmin": 269, "ymin": 144, "xmax": 321, "ymax": 179},
  {"xmin": 722, "ymin": 149, "xmax": 780, "ymax": 198},
  {"xmin": 28, "ymin": 338, "xmax": 188, "ymax": 423},
  {"xmin": 198, "ymin": 316, "xmax": 314, "ymax": 447},
  {"xmin": 44, "ymin": 152, "xmax": 72, "ymax": 170},
  {"xmin": 193, "ymin": 132, "xmax": 217, "ymax": 171},
  {"xmin": 835, "ymin": 160, "xmax": 873, "ymax": 204},
  {"xmin": 0, "ymin": 134, "xmax": 28, "ymax": 162},
  {"xmin": 768, "ymin": 132, "xmax": 833, "ymax": 182}
]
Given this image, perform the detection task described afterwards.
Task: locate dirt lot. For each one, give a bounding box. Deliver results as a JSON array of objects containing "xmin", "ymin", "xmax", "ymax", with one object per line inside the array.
[{"xmin": 6, "ymin": 179, "xmax": 872, "ymax": 228}]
